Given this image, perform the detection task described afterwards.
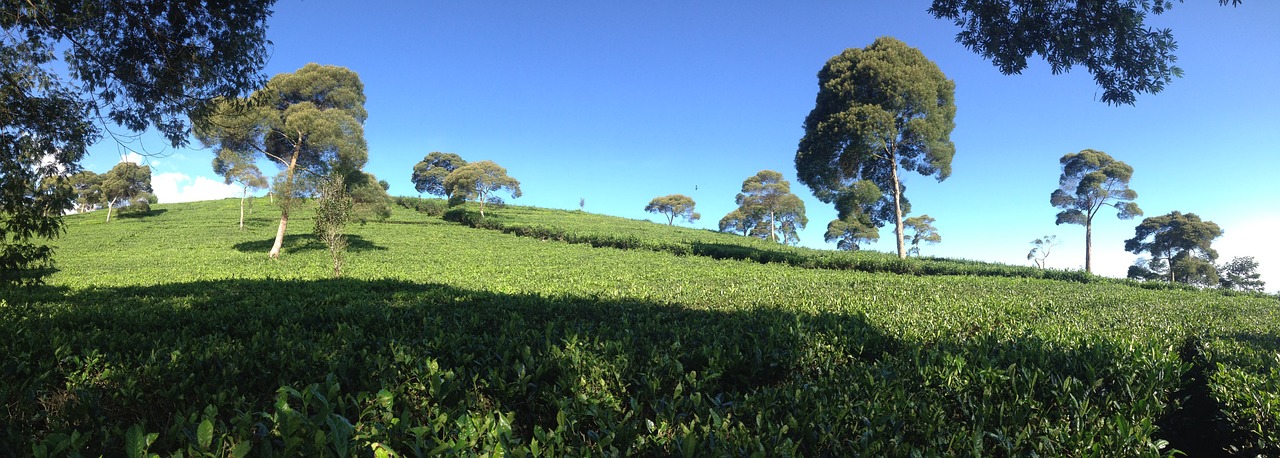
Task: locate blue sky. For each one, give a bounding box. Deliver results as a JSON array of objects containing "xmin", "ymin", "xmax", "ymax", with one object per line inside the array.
[{"xmin": 82, "ymin": 1, "xmax": 1279, "ymax": 289}]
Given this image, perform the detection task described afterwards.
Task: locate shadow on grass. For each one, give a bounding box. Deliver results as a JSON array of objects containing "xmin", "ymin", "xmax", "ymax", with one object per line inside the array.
[
  {"xmin": 0, "ymin": 278, "xmax": 1229, "ymax": 456},
  {"xmin": 231, "ymin": 233, "xmax": 387, "ymax": 254},
  {"xmin": 116, "ymin": 208, "xmax": 168, "ymax": 219}
]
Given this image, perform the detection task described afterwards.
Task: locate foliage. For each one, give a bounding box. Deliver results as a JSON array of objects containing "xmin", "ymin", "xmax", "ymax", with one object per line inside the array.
[
  {"xmin": 928, "ymin": 0, "xmax": 1243, "ymax": 105},
  {"xmin": 824, "ymin": 214, "xmax": 879, "ymax": 251},
  {"xmin": 0, "ymin": 0, "xmax": 274, "ymax": 286},
  {"xmin": 347, "ymin": 172, "xmax": 393, "ymax": 223},
  {"xmin": 1218, "ymin": 256, "xmax": 1266, "ymax": 292},
  {"xmin": 100, "ymin": 162, "xmax": 156, "ymax": 223},
  {"xmin": 644, "ymin": 194, "xmax": 700, "ymax": 226},
  {"xmin": 411, "ymin": 152, "xmax": 467, "ymax": 197},
  {"xmin": 3, "ymin": 200, "xmax": 1277, "ymax": 455},
  {"xmin": 1125, "ymin": 211, "xmax": 1223, "ymax": 285},
  {"xmin": 196, "ymin": 63, "xmax": 369, "ymax": 258},
  {"xmin": 1027, "ymin": 235, "xmax": 1059, "ymax": 269},
  {"xmin": 314, "ymin": 176, "xmax": 354, "ymax": 278},
  {"xmin": 1050, "ymin": 149, "xmax": 1142, "ymax": 273},
  {"xmin": 394, "ymin": 196, "xmax": 448, "ymax": 216},
  {"xmin": 726, "ymin": 170, "xmax": 808, "ymax": 244},
  {"xmin": 796, "ymin": 37, "xmax": 955, "ymax": 259},
  {"xmin": 212, "ymin": 148, "xmax": 268, "ymax": 230},
  {"xmin": 442, "ymin": 160, "xmax": 522, "ymax": 217},
  {"xmin": 68, "ymin": 170, "xmax": 104, "ymax": 213},
  {"xmin": 903, "ymin": 214, "xmax": 941, "ymax": 256}
]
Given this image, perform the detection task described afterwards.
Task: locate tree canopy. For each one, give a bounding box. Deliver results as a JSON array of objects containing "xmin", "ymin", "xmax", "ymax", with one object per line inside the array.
[
  {"xmin": 443, "ymin": 160, "xmax": 522, "ymax": 217},
  {"xmin": 196, "ymin": 63, "xmax": 369, "ymax": 258},
  {"xmin": 796, "ymin": 37, "xmax": 956, "ymax": 259},
  {"xmin": 725, "ymin": 170, "xmax": 808, "ymax": 244},
  {"xmin": 1050, "ymin": 149, "xmax": 1142, "ymax": 273},
  {"xmin": 212, "ymin": 149, "xmax": 268, "ymax": 230},
  {"xmin": 928, "ymin": 0, "xmax": 1243, "ymax": 105},
  {"xmin": 100, "ymin": 161, "xmax": 155, "ymax": 223},
  {"xmin": 1218, "ymin": 256, "xmax": 1266, "ymax": 293},
  {"xmin": 1124, "ymin": 211, "xmax": 1222, "ymax": 285},
  {"xmin": 411, "ymin": 152, "xmax": 467, "ymax": 198},
  {"xmin": 1, "ymin": 0, "xmax": 275, "ymax": 284},
  {"xmin": 645, "ymin": 194, "xmax": 700, "ymax": 226},
  {"xmin": 904, "ymin": 215, "xmax": 941, "ymax": 256}
]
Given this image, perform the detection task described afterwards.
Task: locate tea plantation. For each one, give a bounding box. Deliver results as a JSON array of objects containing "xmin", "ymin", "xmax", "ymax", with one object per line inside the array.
[{"xmin": 2, "ymin": 198, "xmax": 1277, "ymax": 456}]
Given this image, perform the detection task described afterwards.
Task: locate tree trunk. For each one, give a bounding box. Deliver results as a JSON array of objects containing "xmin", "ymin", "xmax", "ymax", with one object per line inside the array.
[
  {"xmin": 1084, "ymin": 221, "xmax": 1092, "ymax": 273},
  {"xmin": 769, "ymin": 210, "xmax": 777, "ymax": 243},
  {"xmin": 239, "ymin": 186, "xmax": 247, "ymax": 230},
  {"xmin": 105, "ymin": 198, "xmax": 117, "ymax": 222},
  {"xmin": 269, "ymin": 207, "xmax": 288, "ymax": 259},
  {"xmin": 1168, "ymin": 255, "xmax": 1176, "ymax": 283},
  {"xmin": 889, "ymin": 153, "xmax": 906, "ymax": 259},
  {"xmin": 269, "ymin": 134, "xmax": 303, "ymax": 259}
]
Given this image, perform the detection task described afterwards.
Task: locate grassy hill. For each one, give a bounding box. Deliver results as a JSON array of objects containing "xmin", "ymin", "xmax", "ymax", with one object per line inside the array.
[{"xmin": 2, "ymin": 198, "xmax": 1277, "ymax": 456}]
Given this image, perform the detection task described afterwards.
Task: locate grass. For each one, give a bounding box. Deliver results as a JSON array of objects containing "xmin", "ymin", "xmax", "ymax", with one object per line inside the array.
[{"xmin": 2, "ymin": 197, "xmax": 1277, "ymax": 456}]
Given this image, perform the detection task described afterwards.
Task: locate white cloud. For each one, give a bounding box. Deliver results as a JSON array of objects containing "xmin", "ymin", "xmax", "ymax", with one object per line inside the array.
[
  {"xmin": 152, "ymin": 172, "xmax": 241, "ymax": 204},
  {"xmin": 120, "ymin": 152, "xmax": 144, "ymax": 165}
]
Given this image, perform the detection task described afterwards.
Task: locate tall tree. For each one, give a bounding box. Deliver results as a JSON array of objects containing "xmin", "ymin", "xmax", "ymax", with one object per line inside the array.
[
  {"xmin": 1050, "ymin": 149, "xmax": 1142, "ymax": 273},
  {"xmin": 100, "ymin": 162, "xmax": 155, "ymax": 223},
  {"xmin": 411, "ymin": 152, "xmax": 467, "ymax": 198},
  {"xmin": 645, "ymin": 194, "xmax": 700, "ymax": 226},
  {"xmin": 903, "ymin": 215, "xmax": 941, "ymax": 256},
  {"xmin": 196, "ymin": 64, "xmax": 369, "ymax": 259},
  {"xmin": 1, "ymin": 0, "xmax": 275, "ymax": 285},
  {"xmin": 212, "ymin": 149, "xmax": 268, "ymax": 230},
  {"xmin": 796, "ymin": 37, "xmax": 956, "ymax": 259},
  {"xmin": 442, "ymin": 160, "xmax": 522, "ymax": 217},
  {"xmin": 1124, "ymin": 211, "xmax": 1222, "ymax": 284},
  {"xmin": 729, "ymin": 170, "xmax": 808, "ymax": 243},
  {"xmin": 1218, "ymin": 256, "xmax": 1266, "ymax": 292},
  {"xmin": 928, "ymin": 0, "xmax": 1243, "ymax": 105}
]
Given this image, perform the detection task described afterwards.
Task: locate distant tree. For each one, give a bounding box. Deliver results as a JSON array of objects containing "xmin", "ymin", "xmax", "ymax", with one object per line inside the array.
[
  {"xmin": 796, "ymin": 37, "xmax": 956, "ymax": 259},
  {"xmin": 1050, "ymin": 149, "xmax": 1142, "ymax": 273},
  {"xmin": 825, "ymin": 213, "xmax": 880, "ymax": 251},
  {"xmin": 719, "ymin": 208, "xmax": 760, "ymax": 236},
  {"xmin": 1124, "ymin": 211, "xmax": 1222, "ymax": 285},
  {"xmin": 443, "ymin": 160, "xmax": 522, "ymax": 217},
  {"xmin": 195, "ymin": 64, "xmax": 370, "ymax": 259},
  {"xmin": 68, "ymin": 171, "xmax": 104, "ymax": 214},
  {"xmin": 904, "ymin": 215, "xmax": 941, "ymax": 256},
  {"xmin": 645, "ymin": 194, "xmax": 700, "ymax": 226},
  {"xmin": 411, "ymin": 152, "xmax": 467, "ymax": 198},
  {"xmin": 0, "ymin": 1, "xmax": 274, "ymax": 285},
  {"xmin": 579, "ymin": 197, "xmax": 586, "ymax": 212},
  {"xmin": 728, "ymin": 170, "xmax": 808, "ymax": 243},
  {"xmin": 314, "ymin": 175, "xmax": 353, "ymax": 278},
  {"xmin": 100, "ymin": 162, "xmax": 155, "ymax": 223},
  {"xmin": 1218, "ymin": 256, "xmax": 1266, "ymax": 292},
  {"xmin": 928, "ymin": 0, "xmax": 1243, "ymax": 105},
  {"xmin": 778, "ymin": 220, "xmax": 802, "ymax": 246},
  {"xmin": 1027, "ymin": 235, "xmax": 1059, "ymax": 269},
  {"xmin": 212, "ymin": 149, "xmax": 268, "ymax": 230},
  {"xmin": 349, "ymin": 172, "xmax": 395, "ymax": 223}
]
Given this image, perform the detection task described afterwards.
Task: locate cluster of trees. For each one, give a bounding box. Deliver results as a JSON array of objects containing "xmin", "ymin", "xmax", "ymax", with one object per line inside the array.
[
  {"xmin": 67, "ymin": 162, "xmax": 157, "ymax": 222},
  {"xmin": 196, "ymin": 63, "xmax": 392, "ymax": 262},
  {"xmin": 410, "ymin": 152, "xmax": 522, "ymax": 217}
]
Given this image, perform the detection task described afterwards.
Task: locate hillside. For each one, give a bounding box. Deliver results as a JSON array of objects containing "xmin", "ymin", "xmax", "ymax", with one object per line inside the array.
[{"xmin": 2, "ymin": 198, "xmax": 1277, "ymax": 456}]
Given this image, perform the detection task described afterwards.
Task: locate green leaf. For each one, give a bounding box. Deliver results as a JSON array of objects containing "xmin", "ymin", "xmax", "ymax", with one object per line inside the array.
[
  {"xmin": 230, "ymin": 441, "xmax": 251, "ymax": 458},
  {"xmin": 196, "ymin": 419, "xmax": 214, "ymax": 450}
]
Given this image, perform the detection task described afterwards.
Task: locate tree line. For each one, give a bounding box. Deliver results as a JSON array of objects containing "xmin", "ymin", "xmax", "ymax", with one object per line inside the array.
[{"xmin": 0, "ymin": 0, "xmax": 1255, "ymax": 286}]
